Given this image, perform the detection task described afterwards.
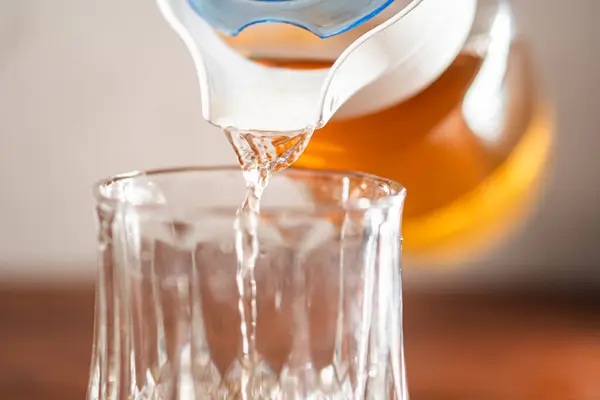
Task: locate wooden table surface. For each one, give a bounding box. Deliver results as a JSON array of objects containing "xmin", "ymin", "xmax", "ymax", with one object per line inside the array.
[{"xmin": 1, "ymin": 284, "xmax": 600, "ymax": 400}]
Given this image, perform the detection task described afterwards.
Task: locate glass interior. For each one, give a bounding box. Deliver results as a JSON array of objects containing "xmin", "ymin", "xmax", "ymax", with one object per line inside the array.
[{"xmin": 89, "ymin": 166, "xmax": 408, "ymax": 399}]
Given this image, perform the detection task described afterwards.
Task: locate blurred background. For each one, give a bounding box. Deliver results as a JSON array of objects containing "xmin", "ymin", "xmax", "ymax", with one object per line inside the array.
[{"xmin": 1, "ymin": 1, "xmax": 600, "ymax": 399}]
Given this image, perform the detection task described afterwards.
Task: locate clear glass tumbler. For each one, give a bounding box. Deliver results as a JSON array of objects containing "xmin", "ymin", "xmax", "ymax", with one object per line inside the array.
[{"xmin": 88, "ymin": 166, "xmax": 407, "ymax": 399}]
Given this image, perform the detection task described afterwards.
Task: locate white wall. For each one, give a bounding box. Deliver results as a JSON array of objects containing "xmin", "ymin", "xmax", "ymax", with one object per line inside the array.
[{"xmin": 0, "ymin": 0, "xmax": 599, "ymax": 284}]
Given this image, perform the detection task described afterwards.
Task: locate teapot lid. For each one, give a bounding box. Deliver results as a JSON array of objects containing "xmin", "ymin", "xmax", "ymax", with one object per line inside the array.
[{"xmin": 187, "ymin": 0, "xmax": 398, "ymax": 38}]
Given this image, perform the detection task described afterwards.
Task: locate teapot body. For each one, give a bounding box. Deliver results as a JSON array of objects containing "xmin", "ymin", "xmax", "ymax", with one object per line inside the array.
[{"xmin": 161, "ymin": 0, "xmax": 554, "ymax": 268}]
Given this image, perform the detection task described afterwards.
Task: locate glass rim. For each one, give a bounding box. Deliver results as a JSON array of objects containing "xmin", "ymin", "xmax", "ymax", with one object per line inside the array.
[{"xmin": 93, "ymin": 165, "xmax": 406, "ymax": 212}]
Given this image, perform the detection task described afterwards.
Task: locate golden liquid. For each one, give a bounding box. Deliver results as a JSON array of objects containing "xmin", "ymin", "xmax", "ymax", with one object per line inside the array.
[{"xmin": 268, "ymin": 44, "xmax": 553, "ymax": 263}]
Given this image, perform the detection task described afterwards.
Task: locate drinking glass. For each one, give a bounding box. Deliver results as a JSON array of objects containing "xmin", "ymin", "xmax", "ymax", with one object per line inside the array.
[{"xmin": 88, "ymin": 166, "xmax": 407, "ymax": 399}]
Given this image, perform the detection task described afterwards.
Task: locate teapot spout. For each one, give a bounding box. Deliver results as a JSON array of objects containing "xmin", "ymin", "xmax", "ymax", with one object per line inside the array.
[
  {"xmin": 157, "ymin": 0, "xmax": 330, "ymax": 132},
  {"xmin": 157, "ymin": 0, "xmax": 477, "ymax": 132}
]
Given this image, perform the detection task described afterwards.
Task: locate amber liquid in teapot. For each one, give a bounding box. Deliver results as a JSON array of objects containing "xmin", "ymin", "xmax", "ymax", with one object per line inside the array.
[{"xmin": 255, "ymin": 43, "xmax": 552, "ymax": 264}]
